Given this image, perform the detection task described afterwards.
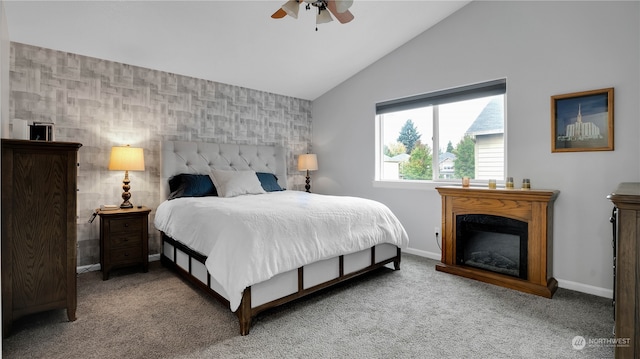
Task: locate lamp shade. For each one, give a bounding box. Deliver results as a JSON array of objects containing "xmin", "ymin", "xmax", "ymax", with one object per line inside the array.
[
  {"xmin": 298, "ymin": 153, "xmax": 318, "ymax": 171},
  {"xmin": 316, "ymin": 8, "xmax": 333, "ymax": 24},
  {"xmin": 282, "ymin": 0, "xmax": 300, "ymax": 19},
  {"xmin": 335, "ymin": 0, "xmax": 353, "ymax": 13},
  {"xmin": 108, "ymin": 146, "xmax": 145, "ymax": 171}
]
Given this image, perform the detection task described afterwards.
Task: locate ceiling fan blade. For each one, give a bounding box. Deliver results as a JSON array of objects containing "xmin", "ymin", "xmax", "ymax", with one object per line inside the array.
[
  {"xmin": 271, "ymin": 8, "xmax": 288, "ymax": 19},
  {"xmin": 327, "ymin": 0, "xmax": 354, "ymax": 24}
]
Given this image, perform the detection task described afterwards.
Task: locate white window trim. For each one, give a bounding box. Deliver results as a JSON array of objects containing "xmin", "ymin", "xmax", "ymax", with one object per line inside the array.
[
  {"xmin": 372, "ymin": 178, "xmax": 498, "ymax": 190},
  {"xmin": 373, "ymin": 79, "xmax": 508, "ymax": 188}
]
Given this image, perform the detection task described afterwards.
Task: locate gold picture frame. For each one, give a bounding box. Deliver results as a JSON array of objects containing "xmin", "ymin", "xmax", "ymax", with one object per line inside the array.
[{"xmin": 551, "ymin": 88, "xmax": 614, "ymax": 152}]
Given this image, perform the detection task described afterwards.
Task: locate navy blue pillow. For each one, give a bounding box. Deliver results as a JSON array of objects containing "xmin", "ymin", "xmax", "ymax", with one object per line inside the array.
[
  {"xmin": 168, "ymin": 174, "xmax": 217, "ymax": 199},
  {"xmin": 256, "ymin": 172, "xmax": 284, "ymax": 192}
]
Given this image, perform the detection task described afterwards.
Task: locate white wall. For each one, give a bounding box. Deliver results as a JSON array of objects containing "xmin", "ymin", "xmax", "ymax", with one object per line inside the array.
[
  {"xmin": 312, "ymin": 1, "xmax": 640, "ymax": 297},
  {"xmin": 1, "ymin": 0, "xmax": 9, "ymax": 136}
]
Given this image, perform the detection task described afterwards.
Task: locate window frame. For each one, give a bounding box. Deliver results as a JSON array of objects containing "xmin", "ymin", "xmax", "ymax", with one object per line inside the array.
[{"xmin": 374, "ymin": 79, "xmax": 507, "ymax": 188}]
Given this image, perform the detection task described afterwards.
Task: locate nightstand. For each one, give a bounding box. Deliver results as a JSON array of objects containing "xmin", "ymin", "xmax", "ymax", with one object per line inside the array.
[{"xmin": 98, "ymin": 206, "xmax": 151, "ymax": 280}]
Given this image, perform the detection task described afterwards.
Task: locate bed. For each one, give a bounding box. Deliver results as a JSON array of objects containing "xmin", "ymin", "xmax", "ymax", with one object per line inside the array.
[{"xmin": 155, "ymin": 141, "xmax": 409, "ymax": 335}]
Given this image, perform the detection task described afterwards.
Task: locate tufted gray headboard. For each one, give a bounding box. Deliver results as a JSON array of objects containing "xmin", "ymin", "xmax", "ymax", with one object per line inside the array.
[{"xmin": 160, "ymin": 141, "xmax": 288, "ymax": 200}]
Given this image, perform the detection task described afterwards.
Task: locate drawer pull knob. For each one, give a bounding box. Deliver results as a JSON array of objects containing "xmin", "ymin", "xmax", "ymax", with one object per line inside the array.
[{"xmin": 124, "ymin": 223, "xmax": 129, "ymax": 227}]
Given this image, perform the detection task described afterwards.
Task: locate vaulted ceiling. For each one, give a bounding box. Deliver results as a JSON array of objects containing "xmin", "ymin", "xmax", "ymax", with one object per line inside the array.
[{"xmin": 3, "ymin": 1, "xmax": 470, "ymax": 100}]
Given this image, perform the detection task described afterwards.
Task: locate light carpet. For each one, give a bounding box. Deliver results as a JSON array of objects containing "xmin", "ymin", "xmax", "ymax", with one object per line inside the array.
[{"xmin": 2, "ymin": 254, "xmax": 615, "ymax": 358}]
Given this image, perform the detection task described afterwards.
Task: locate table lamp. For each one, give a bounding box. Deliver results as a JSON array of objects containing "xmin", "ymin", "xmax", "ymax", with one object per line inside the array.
[
  {"xmin": 297, "ymin": 153, "xmax": 318, "ymax": 193},
  {"xmin": 108, "ymin": 145, "xmax": 145, "ymax": 208}
]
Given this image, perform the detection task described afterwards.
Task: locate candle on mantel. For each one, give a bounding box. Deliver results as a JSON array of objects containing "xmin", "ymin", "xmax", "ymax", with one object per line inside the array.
[{"xmin": 506, "ymin": 177, "xmax": 514, "ymax": 189}]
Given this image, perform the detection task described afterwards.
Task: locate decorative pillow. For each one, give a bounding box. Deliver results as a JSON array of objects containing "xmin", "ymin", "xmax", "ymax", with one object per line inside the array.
[
  {"xmin": 256, "ymin": 172, "xmax": 284, "ymax": 192},
  {"xmin": 168, "ymin": 174, "xmax": 217, "ymax": 200},
  {"xmin": 209, "ymin": 170, "xmax": 266, "ymax": 198}
]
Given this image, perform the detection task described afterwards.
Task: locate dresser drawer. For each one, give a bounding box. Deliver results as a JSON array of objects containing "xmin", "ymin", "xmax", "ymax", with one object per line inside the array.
[
  {"xmin": 110, "ymin": 246, "xmax": 143, "ymax": 265},
  {"xmin": 110, "ymin": 232, "xmax": 142, "ymax": 249},
  {"xmin": 108, "ymin": 217, "xmax": 143, "ymax": 234}
]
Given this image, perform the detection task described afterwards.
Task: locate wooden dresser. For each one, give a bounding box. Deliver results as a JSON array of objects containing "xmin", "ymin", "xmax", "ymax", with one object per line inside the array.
[
  {"xmin": 608, "ymin": 182, "xmax": 640, "ymax": 358},
  {"xmin": 1, "ymin": 139, "xmax": 82, "ymax": 337}
]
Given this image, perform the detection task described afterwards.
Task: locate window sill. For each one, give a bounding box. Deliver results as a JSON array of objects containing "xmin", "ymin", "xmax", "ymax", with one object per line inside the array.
[{"xmin": 372, "ymin": 180, "xmax": 459, "ymax": 190}]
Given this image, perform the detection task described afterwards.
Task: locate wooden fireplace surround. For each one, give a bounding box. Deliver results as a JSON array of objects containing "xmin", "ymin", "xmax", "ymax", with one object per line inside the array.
[{"xmin": 435, "ymin": 186, "xmax": 559, "ymax": 298}]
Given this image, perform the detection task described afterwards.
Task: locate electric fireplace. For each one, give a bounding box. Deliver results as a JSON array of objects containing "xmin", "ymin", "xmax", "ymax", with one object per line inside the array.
[
  {"xmin": 456, "ymin": 214, "xmax": 528, "ymax": 279},
  {"xmin": 435, "ymin": 186, "xmax": 559, "ymax": 298}
]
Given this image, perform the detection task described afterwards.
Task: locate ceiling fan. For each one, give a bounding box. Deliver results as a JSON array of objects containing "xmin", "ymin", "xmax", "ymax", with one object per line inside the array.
[{"xmin": 271, "ymin": 0, "xmax": 355, "ymax": 28}]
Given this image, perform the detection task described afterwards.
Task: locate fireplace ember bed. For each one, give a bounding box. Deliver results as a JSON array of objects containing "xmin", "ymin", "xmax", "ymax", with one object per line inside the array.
[{"xmin": 435, "ymin": 186, "xmax": 559, "ymax": 298}]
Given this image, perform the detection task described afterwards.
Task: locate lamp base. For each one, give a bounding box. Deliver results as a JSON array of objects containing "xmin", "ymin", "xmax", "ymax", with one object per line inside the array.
[
  {"xmin": 120, "ymin": 170, "xmax": 134, "ymax": 209},
  {"xmin": 305, "ymin": 175, "xmax": 311, "ymax": 193},
  {"xmin": 120, "ymin": 200, "xmax": 133, "ymax": 209}
]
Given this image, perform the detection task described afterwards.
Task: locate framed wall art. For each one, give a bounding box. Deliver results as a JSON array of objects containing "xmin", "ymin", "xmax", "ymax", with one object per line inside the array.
[{"xmin": 551, "ymin": 87, "xmax": 614, "ymax": 152}]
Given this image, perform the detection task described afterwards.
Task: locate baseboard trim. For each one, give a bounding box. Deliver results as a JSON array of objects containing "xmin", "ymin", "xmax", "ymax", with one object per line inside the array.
[
  {"xmin": 556, "ymin": 278, "xmax": 613, "ymax": 299},
  {"xmin": 403, "ymin": 248, "xmax": 613, "ymax": 299},
  {"xmin": 77, "ymin": 263, "xmax": 101, "ymax": 273},
  {"xmin": 76, "ymin": 254, "xmax": 161, "ymax": 273},
  {"xmin": 403, "ymin": 247, "xmax": 440, "ymax": 260}
]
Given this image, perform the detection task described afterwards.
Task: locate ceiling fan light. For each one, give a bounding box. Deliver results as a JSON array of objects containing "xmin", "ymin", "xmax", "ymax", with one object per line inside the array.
[
  {"xmin": 282, "ymin": 0, "xmax": 300, "ymax": 19},
  {"xmin": 316, "ymin": 9, "xmax": 333, "ymax": 24},
  {"xmin": 335, "ymin": 0, "xmax": 353, "ymax": 13}
]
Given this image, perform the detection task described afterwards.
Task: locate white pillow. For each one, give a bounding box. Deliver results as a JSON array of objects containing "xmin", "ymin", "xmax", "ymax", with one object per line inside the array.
[{"xmin": 209, "ymin": 169, "xmax": 266, "ymax": 198}]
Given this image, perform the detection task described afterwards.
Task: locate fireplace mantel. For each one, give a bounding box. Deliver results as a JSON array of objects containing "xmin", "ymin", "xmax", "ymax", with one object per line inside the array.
[{"xmin": 435, "ymin": 186, "xmax": 559, "ymax": 298}]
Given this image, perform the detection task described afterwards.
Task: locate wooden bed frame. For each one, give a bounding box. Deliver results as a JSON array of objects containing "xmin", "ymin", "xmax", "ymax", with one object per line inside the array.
[
  {"xmin": 158, "ymin": 141, "xmax": 402, "ymax": 335},
  {"xmin": 160, "ymin": 233, "xmax": 400, "ymax": 335}
]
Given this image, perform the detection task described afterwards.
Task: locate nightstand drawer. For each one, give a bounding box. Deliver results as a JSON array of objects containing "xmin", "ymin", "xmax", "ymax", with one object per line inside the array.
[
  {"xmin": 109, "ymin": 217, "xmax": 143, "ymax": 234},
  {"xmin": 110, "ymin": 233, "xmax": 142, "ymax": 249},
  {"xmin": 110, "ymin": 246, "xmax": 143, "ymax": 265}
]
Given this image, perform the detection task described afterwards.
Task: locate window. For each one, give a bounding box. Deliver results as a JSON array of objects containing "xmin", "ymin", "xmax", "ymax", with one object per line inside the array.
[{"xmin": 375, "ymin": 79, "xmax": 506, "ymax": 183}]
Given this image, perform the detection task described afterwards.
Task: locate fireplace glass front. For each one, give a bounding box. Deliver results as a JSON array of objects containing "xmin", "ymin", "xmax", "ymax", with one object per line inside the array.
[{"xmin": 456, "ymin": 214, "xmax": 528, "ymax": 279}]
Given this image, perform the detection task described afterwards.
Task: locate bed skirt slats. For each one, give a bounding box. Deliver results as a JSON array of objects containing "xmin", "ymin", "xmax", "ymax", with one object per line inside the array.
[{"xmin": 160, "ymin": 232, "xmax": 401, "ymax": 335}]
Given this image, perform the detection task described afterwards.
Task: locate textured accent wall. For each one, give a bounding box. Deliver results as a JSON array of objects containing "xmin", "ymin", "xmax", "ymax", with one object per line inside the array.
[{"xmin": 9, "ymin": 42, "xmax": 312, "ymax": 266}]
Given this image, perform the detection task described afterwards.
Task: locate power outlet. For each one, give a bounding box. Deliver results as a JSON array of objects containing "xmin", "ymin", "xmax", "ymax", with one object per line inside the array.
[{"xmin": 434, "ymin": 227, "xmax": 441, "ymax": 237}]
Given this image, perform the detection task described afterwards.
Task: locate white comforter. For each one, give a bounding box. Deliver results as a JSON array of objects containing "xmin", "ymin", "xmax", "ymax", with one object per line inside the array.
[{"xmin": 154, "ymin": 191, "xmax": 409, "ymax": 311}]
